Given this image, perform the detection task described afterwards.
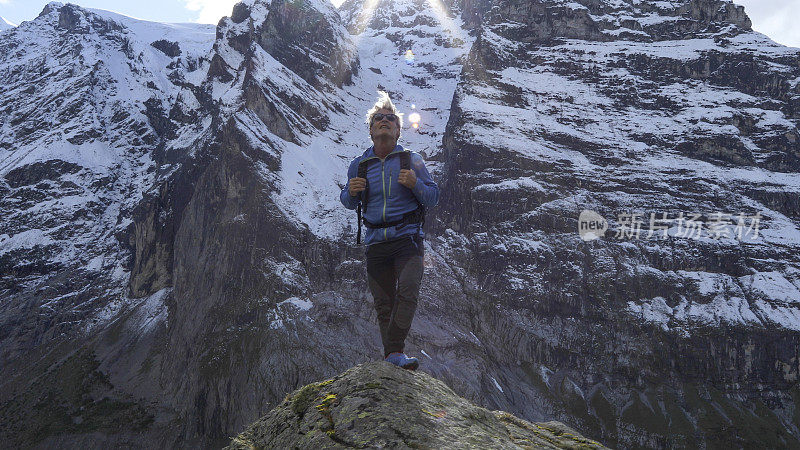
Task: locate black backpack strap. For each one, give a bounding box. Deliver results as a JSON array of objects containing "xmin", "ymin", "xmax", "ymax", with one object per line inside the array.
[
  {"xmin": 355, "ymin": 158, "xmax": 371, "ymax": 245},
  {"xmin": 362, "ymin": 207, "xmax": 425, "ymax": 229},
  {"xmin": 398, "ymin": 151, "xmax": 425, "ymax": 234}
]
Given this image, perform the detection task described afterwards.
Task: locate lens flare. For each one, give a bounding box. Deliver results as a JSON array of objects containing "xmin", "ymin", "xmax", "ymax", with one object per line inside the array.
[
  {"xmin": 408, "ymin": 111, "xmax": 421, "ymax": 130},
  {"xmin": 404, "ymin": 49, "xmax": 415, "ymax": 65}
]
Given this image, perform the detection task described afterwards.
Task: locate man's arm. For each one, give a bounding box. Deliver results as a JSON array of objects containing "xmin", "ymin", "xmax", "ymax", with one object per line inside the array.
[
  {"xmin": 340, "ymin": 158, "xmax": 360, "ymax": 210},
  {"xmin": 410, "ymin": 152, "xmax": 439, "ymax": 207}
]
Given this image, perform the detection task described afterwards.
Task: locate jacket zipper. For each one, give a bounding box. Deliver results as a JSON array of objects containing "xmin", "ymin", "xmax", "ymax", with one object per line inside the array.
[{"xmin": 381, "ymin": 160, "xmax": 387, "ymax": 240}]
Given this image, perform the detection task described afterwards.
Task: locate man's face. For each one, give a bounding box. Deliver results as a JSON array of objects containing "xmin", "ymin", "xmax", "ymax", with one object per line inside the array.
[{"xmin": 370, "ymin": 107, "xmax": 400, "ymax": 142}]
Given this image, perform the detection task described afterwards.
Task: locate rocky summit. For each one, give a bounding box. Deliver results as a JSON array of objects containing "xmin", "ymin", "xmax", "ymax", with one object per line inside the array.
[
  {"xmin": 224, "ymin": 361, "xmax": 608, "ymax": 449},
  {"xmin": 1, "ymin": 0, "xmax": 799, "ymax": 448}
]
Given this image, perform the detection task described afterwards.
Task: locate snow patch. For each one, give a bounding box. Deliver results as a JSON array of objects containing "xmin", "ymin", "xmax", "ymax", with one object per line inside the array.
[
  {"xmin": 491, "ymin": 376, "xmax": 504, "ymax": 393},
  {"xmin": 739, "ymin": 271, "xmax": 800, "ymax": 305},
  {"xmin": 277, "ymin": 296, "xmax": 314, "ymax": 311},
  {"xmin": 129, "ymin": 287, "xmax": 171, "ymax": 333}
]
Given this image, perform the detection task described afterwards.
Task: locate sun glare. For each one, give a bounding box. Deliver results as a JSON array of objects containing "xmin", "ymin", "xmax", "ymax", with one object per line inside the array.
[
  {"xmin": 352, "ymin": 0, "xmax": 380, "ymax": 37},
  {"xmin": 425, "ymin": 0, "xmax": 464, "ymax": 46}
]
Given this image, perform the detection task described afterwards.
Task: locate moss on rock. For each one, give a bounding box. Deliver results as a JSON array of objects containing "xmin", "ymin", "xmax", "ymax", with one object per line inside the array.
[{"xmin": 224, "ymin": 361, "xmax": 609, "ymax": 449}]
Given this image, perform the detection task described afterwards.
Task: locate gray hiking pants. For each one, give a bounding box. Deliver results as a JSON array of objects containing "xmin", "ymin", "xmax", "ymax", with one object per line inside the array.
[{"xmin": 366, "ymin": 234, "xmax": 424, "ymax": 358}]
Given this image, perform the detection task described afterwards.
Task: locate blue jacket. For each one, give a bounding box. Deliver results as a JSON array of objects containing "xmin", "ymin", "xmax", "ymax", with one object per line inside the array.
[{"xmin": 340, "ymin": 144, "xmax": 440, "ymax": 246}]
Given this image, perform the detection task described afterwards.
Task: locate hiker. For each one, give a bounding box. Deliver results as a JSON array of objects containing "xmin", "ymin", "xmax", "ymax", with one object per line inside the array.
[{"xmin": 339, "ymin": 91, "xmax": 440, "ymax": 370}]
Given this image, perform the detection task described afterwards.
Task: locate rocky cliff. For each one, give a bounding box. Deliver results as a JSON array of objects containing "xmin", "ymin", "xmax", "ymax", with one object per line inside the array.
[
  {"xmin": 225, "ymin": 361, "xmax": 609, "ymax": 449},
  {"xmin": 1, "ymin": 0, "xmax": 799, "ymax": 448}
]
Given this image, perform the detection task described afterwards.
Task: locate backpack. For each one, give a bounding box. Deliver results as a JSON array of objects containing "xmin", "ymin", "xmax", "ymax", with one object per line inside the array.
[{"xmin": 356, "ymin": 151, "xmax": 425, "ymax": 244}]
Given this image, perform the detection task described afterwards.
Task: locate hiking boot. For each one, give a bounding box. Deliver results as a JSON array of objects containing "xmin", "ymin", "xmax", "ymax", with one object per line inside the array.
[{"xmin": 385, "ymin": 352, "xmax": 419, "ymax": 370}]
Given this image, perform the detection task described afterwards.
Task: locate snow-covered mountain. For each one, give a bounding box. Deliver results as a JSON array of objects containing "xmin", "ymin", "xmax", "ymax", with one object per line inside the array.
[
  {"xmin": 0, "ymin": 2, "xmax": 215, "ymax": 364},
  {"xmin": 1, "ymin": 0, "xmax": 799, "ymax": 448}
]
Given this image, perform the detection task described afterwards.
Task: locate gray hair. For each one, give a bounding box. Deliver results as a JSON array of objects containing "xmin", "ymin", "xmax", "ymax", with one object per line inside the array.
[{"xmin": 365, "ymin": 91, "xmax": 403, "ymax": 137}]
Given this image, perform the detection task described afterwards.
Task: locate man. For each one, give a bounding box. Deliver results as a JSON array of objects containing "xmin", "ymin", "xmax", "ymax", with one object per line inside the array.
[{"xmin": 340, "ymin": 91, "xmax": 440, "ymax": 370}]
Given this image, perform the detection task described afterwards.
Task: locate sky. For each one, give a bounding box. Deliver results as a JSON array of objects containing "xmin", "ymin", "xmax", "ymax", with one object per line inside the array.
[{"xmin": 0, "ymin": 0, "xmax": 798, "ymax": 48}]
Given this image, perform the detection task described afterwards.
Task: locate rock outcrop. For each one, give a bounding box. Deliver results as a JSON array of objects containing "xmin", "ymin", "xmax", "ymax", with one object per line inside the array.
[{"xmin": 225, "ymin": 361, "xmax": 608, "ymax": 449}]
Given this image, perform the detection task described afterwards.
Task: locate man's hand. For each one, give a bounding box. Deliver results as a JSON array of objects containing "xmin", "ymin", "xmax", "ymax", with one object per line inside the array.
[
  {"xmin": 349, "ymin": 177, "xmax": 366, "ymax": 197},
  {"xmin": 398, "ymin": 169, "xmax": 416, "ymax": 189}
]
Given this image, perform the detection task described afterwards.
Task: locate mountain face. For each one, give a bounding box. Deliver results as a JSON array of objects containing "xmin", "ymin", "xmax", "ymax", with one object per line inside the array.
[
  {"xmin": 0, "ymin": 2, "xmax": 215, "ymax": 376},
  {"xmin": 437, "ymin": 1, "xmax": 800, "ymax": 447},
  {"xmin": 1, "ymin": 0, "xmax": 799, "ymax": 448}
]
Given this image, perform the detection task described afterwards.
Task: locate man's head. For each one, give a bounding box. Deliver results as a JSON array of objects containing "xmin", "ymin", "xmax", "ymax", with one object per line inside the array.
[{"xmin": 366, "ymin": 91, "xmax": 403, "ymax": 143}]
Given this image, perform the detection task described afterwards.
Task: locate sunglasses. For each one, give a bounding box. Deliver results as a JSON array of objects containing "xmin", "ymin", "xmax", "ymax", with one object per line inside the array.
[{"xmin": 371, "ymin": 113, "xmax": 398, "ymax": 124}]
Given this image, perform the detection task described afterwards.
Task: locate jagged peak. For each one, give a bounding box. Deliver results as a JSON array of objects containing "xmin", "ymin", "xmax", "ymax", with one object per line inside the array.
[
  {"xmin": 37, "ymin": 2, "xmax": 65, "ymax": 18},
  {"xmin": 27, "ymin": 2, "xmax": 130, "ymax": 36},
  {"xmin": 13, "ymin": 0, "xmax": 214, "ymax": 63},
  {"xmin": 225, "ymin": 361, "xmax": 609, "ymax": 449},
  {"xmin": 29, "ymin": 1, "xmax": 214, "ymax": 38},
  {"xmin": 210, "ymin": 0, "xmax": 357, "ymax": 108},
  {"xmin": 222, "ymin": 0, "xmax": 342, "ymax": 30},
  {"xmin": 338, "ymin": 0, "xmax": 465, "ymax": 35}
]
